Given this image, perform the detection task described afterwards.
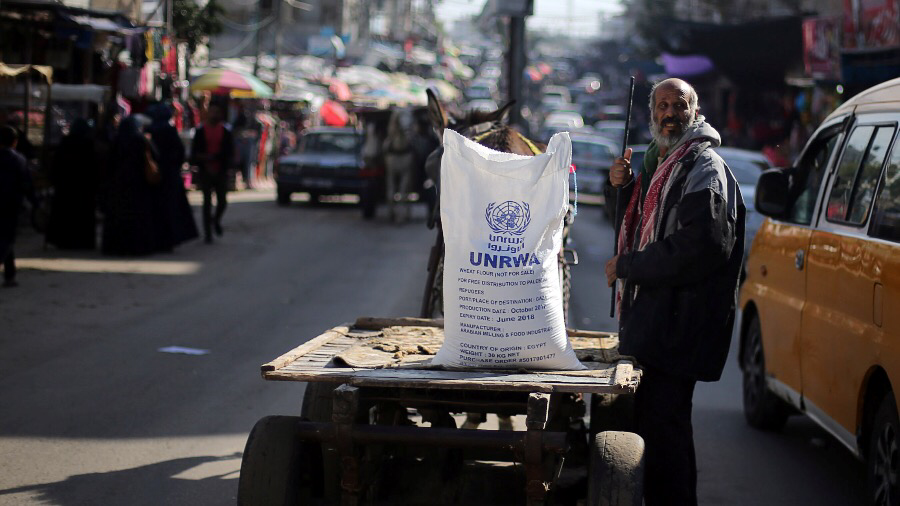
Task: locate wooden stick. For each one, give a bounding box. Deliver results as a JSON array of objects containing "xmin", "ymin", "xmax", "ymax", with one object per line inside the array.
[{"xmin": 610, "ymin": 76, "xmax": 636, "ymax": 318}]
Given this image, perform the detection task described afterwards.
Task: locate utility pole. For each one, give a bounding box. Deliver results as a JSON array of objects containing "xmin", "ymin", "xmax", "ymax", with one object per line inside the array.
[
  {"xmin": 274, "ymin": 0, "xmax": 283, "ymax": 92},
  {"xmin": 166, "ymin": 0, "xmax": 174, "ymax": 38},
  {"xmin": 500, "ymin": 0, "xmax": 532, "ymax": 129},
  {"xmin": 253, "ymin": 0, "xmax": 269, "ymax": 76}
]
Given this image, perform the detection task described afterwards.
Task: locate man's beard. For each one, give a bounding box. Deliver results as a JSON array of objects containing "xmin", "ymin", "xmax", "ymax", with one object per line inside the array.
[{"xmin": 650, "ymin": 115, "xmax": 692, "ymax": 150}]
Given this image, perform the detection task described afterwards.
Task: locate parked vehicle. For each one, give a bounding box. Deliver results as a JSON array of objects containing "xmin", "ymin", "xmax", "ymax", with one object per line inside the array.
[
  {"xmin": 593, "ymin": 120, "xmax": 627, "ymax": 146},
  {"xmin": 739, "ymin": 77, "xmax": 900, "ymax": 505},
  {"xmin": 541, "ymin": 85, "xmax": 572, "ymax": 111},
  {"xmin": 465, "ymin": 80, "xmax": 498, "ymax": 102},
  {"xmin": 465, "ymin": 99, "xmax": 498, "ymax": 113},
  {"xmin": 539, "ymin": 111, "xmax": 586, "ymax": 141},
  {"xmin": 570, "ymin": 134, "xmax": 618, "ymax": 194},
  {"xmin": 274, "ymin": 127, "xmax": 372, "ymax": 210}
]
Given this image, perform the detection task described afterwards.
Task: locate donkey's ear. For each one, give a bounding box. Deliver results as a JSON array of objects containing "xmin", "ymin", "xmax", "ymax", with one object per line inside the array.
[
  {"xmin": 426, "ymin": 88, "xmax": 448, "ymax": 140},
  {"xmin": 489, "ymin": 101, "xmax": 515, "ymax": 123}
]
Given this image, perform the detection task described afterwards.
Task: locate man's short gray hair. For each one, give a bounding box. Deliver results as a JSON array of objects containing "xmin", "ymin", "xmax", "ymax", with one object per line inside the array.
[{"xmin": 649, "ymin": 78, "xmax": 699, "ymax": 118}]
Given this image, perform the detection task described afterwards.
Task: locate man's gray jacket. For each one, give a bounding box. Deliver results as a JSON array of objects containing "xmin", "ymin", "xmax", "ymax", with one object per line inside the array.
[{"xmin": 608, "ymin": 120, "xmax": 746, "ymax": 382}]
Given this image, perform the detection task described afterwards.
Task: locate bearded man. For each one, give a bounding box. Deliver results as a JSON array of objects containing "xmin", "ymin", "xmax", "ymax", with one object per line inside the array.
[{"xmin": 603, "ymin": 78, "xmax": 745, "ymax": 505}]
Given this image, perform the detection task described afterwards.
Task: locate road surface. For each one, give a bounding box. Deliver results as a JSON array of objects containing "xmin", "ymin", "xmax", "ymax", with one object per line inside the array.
[{"xmin": 0, "ymin": 190, "xmax": 867, "ymax": 505}]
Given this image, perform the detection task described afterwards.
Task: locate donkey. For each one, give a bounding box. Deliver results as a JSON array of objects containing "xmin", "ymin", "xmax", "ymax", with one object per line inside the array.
[{"xmin": 382, "ymin": 107, "xmax": 420, "ymax": 223}]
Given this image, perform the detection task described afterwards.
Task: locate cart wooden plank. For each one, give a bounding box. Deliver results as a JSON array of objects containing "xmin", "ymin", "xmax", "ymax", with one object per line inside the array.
[{"xmin": 261, "ymin": 318, "xmax": 640, "ymax": 394}]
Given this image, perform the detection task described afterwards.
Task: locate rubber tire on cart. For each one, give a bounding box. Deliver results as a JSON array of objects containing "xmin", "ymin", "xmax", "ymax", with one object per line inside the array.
[
  {"xmin": 868, "ymin": 392, "xmax": 900, "ymax": 506},
  {"xmin": 237, "ymin": 415, "xmax": 323, "ymax": 506},
  {"xmin": 589, "ymin": 393, "xmax": 635, "ymax": 438},
  {"xmin": 301, "ymin": 382, "xmax": 340, "ymax": 422},
  {"xmin": 741, "ymin": 314, "xmax": 790, "ymax": 431},
  {"xmin": 588, "ymin": 431, "xmax": 644, "ymax": 506},
  {"xmin": 277, "ymin": 188, "xmax": 291, "ymax": 206}
]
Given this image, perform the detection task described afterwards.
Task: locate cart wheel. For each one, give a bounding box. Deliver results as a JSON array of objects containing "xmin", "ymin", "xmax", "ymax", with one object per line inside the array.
[
  {"xmin": 238, "ymin": 415, "xmax": 324, "ymax": 506},
  {"xmin": 301, "ymin": 382, "xmax": 340, "ymax": 422},
  {"xmin": 588, "ymin": 431, "xmax": 644, "ymax": 506},
  {"xmin": 589, "ymin": 394, "xmax": 635, "ymax": 438}
]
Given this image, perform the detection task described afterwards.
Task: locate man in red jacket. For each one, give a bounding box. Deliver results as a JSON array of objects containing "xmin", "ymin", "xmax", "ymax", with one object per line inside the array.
[{"xmin": 191, "ymin": 103, "xmax": 235, "ymax": 244}]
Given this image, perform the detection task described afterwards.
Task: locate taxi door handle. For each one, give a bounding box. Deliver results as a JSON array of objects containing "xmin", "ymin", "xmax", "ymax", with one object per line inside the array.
[{"xmin": 795, "ymin": 249, "xmax": 805, "ymax": 271}]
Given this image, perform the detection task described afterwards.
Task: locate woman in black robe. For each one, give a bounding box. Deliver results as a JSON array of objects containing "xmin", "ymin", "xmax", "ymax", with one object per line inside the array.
[
  {"xmin": 101, "ymin": 116, "xmax": 158, "ymax": 255},
  {"xmin": 146, "ymin": 104, "xmax": 199, "ymax": 251},
  {"xmin": 46, "ymin": 119, "xmax": 99, "ymax": 249}
]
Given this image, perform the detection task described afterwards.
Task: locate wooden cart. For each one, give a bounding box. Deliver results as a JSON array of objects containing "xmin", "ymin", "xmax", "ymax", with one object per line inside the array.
[{"xmin": 238, "ymin": 317, "xmax": 644, "ymax": 506}]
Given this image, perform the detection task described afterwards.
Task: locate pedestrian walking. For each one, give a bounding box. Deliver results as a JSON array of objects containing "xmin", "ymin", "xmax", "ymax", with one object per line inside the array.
[
  {"xmin": 0, "ymin": 126, "xmax": 35, "ymax": 287},
  {"xmin": 46, "ymin": 119, "xmax": 99, "ymax": 250},
  {"xmin": 146, "ymin": 104, "xmax": 199, "ymax": 251},
  {"xmin": 190, "ymin": 103, "xmax": 234, "ymax": 244},
  {"xmin": 101, "ymin": 116, "xmax": 159, "ymax": 256},
  {"xmin": 604, "ymin": 78, "xmax": 746, "ymax": 505}
]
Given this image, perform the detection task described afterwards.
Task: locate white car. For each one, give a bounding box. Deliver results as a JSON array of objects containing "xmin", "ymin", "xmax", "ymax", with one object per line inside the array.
[
  {"xmin": 593, "ymin": 120, "xmax": 627, "ymax": 145},
  {"xmin": 569, "ymin": 134, "xmax": 619, "ymax": 194},
  {"xmin": 541, "ymin": 85, "xmax": 572, "ymax": 111},
  {"xmin": 466, "ymin": 99, "xmax": 498, "ymax": 113}
]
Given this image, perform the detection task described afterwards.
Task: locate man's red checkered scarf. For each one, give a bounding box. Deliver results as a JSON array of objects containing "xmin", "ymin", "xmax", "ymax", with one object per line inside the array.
[{"xmin": 615, "ymin": 138, "xmax": 702, "ymax": 315}]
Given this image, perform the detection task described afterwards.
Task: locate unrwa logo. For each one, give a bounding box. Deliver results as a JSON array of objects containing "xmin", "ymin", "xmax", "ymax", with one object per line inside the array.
[{"xmin": 485, "ymin": 201, "xmax": 531, "ymax": 236}]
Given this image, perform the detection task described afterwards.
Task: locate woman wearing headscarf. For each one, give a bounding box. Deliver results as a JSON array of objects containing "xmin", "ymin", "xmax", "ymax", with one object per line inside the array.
[
  {"xmin": 46, "ymin": 119, "xmax": 99, "ymax": 249},
  {"xmin": 101, "ymin": 116, "xmax": 159, "ymax": 255},
  {"xmin": 146, "ymin": 104, "xmax": 198, "ymax": 251}
]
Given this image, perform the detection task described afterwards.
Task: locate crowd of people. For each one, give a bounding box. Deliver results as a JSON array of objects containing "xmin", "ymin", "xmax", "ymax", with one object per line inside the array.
[{"xmin": 0, "ymin": 98, "xmax": 250, "ymax": 287}]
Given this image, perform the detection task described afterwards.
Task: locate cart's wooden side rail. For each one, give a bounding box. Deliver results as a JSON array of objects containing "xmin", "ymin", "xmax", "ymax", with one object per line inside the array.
[
  {"xmin": 259, "ymin": 319, "xmax": 640, "ymax": 394},
  {"xmin": 264, "ymin": 363, "xmax": 640, "ymax": 394},
  {"xmin": 261, "ymin": 324, "xmax": 352, "ymax": 373}
]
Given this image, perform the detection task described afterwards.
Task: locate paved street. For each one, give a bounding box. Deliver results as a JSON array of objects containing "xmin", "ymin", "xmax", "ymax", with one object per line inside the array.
[{"xmin": 0, "ymin": 190, "xmax": 867, "ymax": 505}]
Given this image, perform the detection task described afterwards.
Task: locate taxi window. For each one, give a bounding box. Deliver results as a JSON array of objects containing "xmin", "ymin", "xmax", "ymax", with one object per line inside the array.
[
  {"xmin": 848, "ymin": 127, "xmax": 896, "ymax": 224},
  {"xmin": 826, "ymin": 126, "xmax": 894, "ymax": 225},
  {"xmin": 787, "ymin": 128, "xmax": 839, "ymax": 224},
  {"xmin": 870, "ymin": 142, "xmax": 900, "ymax": 242}
]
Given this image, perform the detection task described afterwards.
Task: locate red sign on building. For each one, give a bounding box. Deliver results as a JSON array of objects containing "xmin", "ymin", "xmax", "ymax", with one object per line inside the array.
[{"xmin": 843, "ymin": 0, "xmax": 900, "ymax": 49}]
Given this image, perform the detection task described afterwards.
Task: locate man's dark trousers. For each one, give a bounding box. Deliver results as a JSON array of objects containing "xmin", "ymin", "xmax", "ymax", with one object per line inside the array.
[
  {"xmin": 198, "ymin": 171, "xmax": 228, "ymax": 240},
  {"xmin": 635, "ymin": 366, "xmax": 698, "ymax": 506}
]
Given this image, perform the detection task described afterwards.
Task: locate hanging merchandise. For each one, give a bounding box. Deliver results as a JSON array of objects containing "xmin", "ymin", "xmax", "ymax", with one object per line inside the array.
[{"xmin": 145, "ymin": 30, "xmax": 154, "ymax": 61}]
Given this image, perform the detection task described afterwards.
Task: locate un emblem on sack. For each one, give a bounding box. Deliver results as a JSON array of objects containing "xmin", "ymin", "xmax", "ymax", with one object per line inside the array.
[{"xmin": 485, "ymin": 201, "xmax": 531, "ymax": 236}]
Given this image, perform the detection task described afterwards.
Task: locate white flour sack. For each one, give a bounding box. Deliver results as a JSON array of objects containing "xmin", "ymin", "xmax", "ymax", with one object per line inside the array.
[{"xmin": 432, "ymin": 130, "xmax": 584, "ymax": 371}]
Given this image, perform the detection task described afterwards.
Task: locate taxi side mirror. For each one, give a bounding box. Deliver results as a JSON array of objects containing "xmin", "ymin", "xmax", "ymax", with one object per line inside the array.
[{"xmin": 756, "ymin": 168, "xmax": 790, "ymax": 218}]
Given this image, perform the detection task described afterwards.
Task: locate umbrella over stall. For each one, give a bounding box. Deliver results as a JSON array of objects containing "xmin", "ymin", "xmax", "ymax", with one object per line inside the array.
[
  {"xmin": 320, "ymin": 100, "xmax": 349, "ymax": 126},
  {"xmin": 190, "ymin": 68, "xmax": 273, "ymax": 97}
]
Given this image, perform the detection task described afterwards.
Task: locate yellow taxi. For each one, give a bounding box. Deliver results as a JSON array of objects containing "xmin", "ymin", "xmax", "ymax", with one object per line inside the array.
[{"xmin": 739, "ymin": 77, "xmax": 900, "ymax": 504}]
